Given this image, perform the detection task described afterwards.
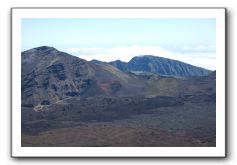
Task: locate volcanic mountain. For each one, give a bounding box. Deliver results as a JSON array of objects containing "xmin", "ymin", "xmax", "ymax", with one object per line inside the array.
[
  {"xmin": 21, "ymin": 46, "xmax": 216, "ymax": 147},
  {"xmin": 91, "ymin": 55, "xmax": 211, "ymax": 76},
  {"xmin": 22, "ymin": 46, "xmax": 146, "ymax": 109},
  {"xmin": 22, "ymin": 46, "xmax": 215, "ymax": 110}
]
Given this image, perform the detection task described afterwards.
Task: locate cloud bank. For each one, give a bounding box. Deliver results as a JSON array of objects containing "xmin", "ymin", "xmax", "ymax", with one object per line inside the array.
[{"xmin": 64, "ymin": 45, "xmax": 216, "ymax": 70}]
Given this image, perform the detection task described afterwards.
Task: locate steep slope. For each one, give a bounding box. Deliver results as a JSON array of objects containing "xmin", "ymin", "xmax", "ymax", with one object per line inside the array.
[
  {"xmin": 21, "ymin": 46, "xmax": 146, "ymax": 110},
  {"xmin": 22, "ymin": 46, "xmax": 95, "ymax": 109},
  {"xmin": 91, "ymin": 55, "xmax": 211, "ymax": 76},
  {"xmin": 127, "ymin": 55, "xmax": 211, "ymax": 76}
]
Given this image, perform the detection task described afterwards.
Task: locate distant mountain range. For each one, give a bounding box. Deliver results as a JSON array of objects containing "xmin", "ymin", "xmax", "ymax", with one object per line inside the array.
[
  {"xmin": 91, "ymin": 55, "xmax": 211, "ymax": 77},
  {"xmin": 21, "ymin": 46, "xmax": 215, "ymax": 110}
]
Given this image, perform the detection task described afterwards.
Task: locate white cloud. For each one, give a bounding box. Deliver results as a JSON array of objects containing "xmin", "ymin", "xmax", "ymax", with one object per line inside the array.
[
  {"xmin": 64, "ymin": 45, "xmax": 216, "ymax": 70},
  {"xmin": 194, "ymin": 45, "xmax": 207, "ymax": 51},
  {"xmin": 183, "ymin": 45, "xmax": 191, "ymax": 50},
  {"xmin": 176, "ymin": 53, "xmax": 216, "ymax": 70},
  {"xmin": 209, "ymin": 44, "xmax": 216, "ymax": 49},
  {"xmin": 66, "ymin": 47, "xmax": 106, "ymax": 55},
  {"xmin": 182, "ymin": 44, "xmax": 216, "ymax": 52},
  {"xmin": 65, "ymin": 45, "xmax": 173, "ymax": 62}
]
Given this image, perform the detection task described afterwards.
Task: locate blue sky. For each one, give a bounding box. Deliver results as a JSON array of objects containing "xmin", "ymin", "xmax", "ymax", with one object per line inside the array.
[{"xmin": 21, "ymin": 18, "xmax": 216, "ymax": 70}]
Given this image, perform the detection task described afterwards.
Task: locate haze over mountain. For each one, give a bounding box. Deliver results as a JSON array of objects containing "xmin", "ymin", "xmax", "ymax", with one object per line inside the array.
[{"xmin": 91, "ymin": 55, "xmax": 211, "ymax": 77}]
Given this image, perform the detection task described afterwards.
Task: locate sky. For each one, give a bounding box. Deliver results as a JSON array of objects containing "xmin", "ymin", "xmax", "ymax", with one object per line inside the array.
[{"xmin": 21, "ymin": 18, "xmax": 216, "ymax": 70}]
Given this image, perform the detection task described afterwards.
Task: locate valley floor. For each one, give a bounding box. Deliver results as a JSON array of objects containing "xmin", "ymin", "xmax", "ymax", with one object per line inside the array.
[{"xmin": 22, "ymin": 95, "xmax": 216, "ymax": 147}]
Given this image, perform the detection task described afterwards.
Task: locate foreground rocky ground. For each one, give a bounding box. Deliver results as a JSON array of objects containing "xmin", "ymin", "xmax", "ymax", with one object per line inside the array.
[{"xmin": 22, "ymin": 94, "xmax": 215, "ymax": 147}]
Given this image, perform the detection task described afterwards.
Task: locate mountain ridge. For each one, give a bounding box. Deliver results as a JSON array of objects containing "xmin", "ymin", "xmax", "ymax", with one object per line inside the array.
[
  {"xmin": 21, "ymin": 46, "xmax": 148, "ymax": 109},
  {"xmin": 22, "ymin": 46, "xmax": 215, "ymax": 110},
  {"xmin": 91, "ymin": 55, "xmax": 211, "ymax": 77}
]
